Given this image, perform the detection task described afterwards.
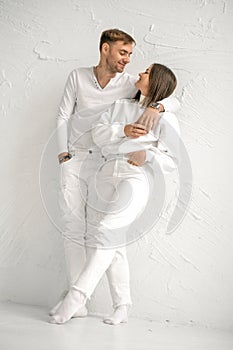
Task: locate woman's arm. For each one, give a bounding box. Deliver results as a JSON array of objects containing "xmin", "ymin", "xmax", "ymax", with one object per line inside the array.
[
  {"xmin": 92, "ymin": 104, "xmax": 126, "ymax": 148},
  {"xmin": 93, "ymin": 101, "xmax": 148, "ymax": 148}
]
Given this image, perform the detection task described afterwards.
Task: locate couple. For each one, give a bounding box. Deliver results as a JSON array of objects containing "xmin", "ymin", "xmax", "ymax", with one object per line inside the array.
[{"xmin": 49, "ymin": 29, "xmax": 180, "ymax": 325}]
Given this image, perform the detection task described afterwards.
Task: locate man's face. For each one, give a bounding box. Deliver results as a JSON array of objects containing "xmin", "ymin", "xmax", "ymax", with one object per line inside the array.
[{"xmin": 104, "ymin": 41, "xmax": 134, "ymax": 73}]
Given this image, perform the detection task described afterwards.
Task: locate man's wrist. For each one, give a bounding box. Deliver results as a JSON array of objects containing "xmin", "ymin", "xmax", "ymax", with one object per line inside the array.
[{"xmin": 149, "ymin": 102, "xmax": 164, "ymax": 113}]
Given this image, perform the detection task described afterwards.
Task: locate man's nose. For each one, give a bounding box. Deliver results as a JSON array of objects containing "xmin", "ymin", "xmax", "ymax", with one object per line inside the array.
[{"xmin": 124, "ymin": 56, "xmax": 131, "ymax": 64}]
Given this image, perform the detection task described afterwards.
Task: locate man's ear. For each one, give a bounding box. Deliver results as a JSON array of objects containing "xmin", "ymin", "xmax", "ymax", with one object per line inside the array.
[{"xmin": 102, "ymin": 42, "xmax": 110, "ymax": 55}]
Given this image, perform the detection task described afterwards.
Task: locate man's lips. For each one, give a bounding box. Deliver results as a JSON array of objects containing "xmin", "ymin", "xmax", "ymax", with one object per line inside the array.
[{"xmin": 119, "ymin": 63, "xmax": 126, "ymax": 68}]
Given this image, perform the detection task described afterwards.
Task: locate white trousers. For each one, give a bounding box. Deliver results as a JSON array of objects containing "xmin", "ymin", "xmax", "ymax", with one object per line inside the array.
[
  {"xmin": 70, "ymin": 156, "xmax": 152, "ymax": 305},
  {"xmin": 59, "ymin": 150, "xmax": 132, "ymax": 307},
  {"xmin": 74, "ymin": 246, "xmax": 131, "ymax": 307},
  {"xmin": 88, "ymin": 157, "xmax": 152, "ymax": 248}
]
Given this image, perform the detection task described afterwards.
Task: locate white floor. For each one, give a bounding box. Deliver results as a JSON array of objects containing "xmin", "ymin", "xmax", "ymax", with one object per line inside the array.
[{"xmin": 0, "ymin": 302, "xmax": 233, "ymax": 350}]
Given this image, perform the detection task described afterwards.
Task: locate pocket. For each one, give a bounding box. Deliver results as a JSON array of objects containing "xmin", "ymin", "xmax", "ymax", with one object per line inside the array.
[
  {"xmin": 126, "ymin": 160, "xmax": 138, "ymax": 169},
  {"xmin": 60, "ymin": 156, "xmax": 74, "ymax": 166}
]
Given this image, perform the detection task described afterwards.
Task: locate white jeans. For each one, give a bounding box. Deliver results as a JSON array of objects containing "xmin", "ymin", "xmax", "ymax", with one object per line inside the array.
[
  {"xmin": 74, "ymin": 245, "xmax": 131, "ymax": 307},
  {"xmin": 70, "ymin": 156, "xmax": 152, "ymax": 304},
  {"xmin": 84, "ymin": 156, "xmax": 152, "ymax": 248},
  {"xmin": 59, "ymin": 150, "xmax": 132, "ymax": 307},
  {"xmin": 99, "ymin": 157, "xmax": 151, "ymax": 242}
]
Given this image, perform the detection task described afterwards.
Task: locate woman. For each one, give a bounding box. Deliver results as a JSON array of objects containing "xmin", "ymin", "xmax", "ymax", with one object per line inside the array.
[
  {"xmin": 49, "ymin": 63, "xmax": 180, "ymax": 325},
  {"xmin": 92, "ymin": 63, "xmax": 180, "ymax": 247}
]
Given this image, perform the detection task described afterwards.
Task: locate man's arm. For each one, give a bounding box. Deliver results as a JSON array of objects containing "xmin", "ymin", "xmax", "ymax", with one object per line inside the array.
[
  {"xmin": 146, "ymin": 112, "xmax": 181, "ymax": 173},
  {"xmin": 56, "ymin": 70, "xmax": 77, "ymax": 162},
  {"xmin": 136, "ymin": 95, "xmax": 180, "ymax": 131}
]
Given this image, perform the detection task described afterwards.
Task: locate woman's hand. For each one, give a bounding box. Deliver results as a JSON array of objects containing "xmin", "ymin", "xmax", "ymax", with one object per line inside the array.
[
  {"xmin": 124, "ymin": 123, "xmax": 147, "ymax": 138},
  {"xmin": 127, "ymin": 150, "xmax": 146, "ymax": 166}
]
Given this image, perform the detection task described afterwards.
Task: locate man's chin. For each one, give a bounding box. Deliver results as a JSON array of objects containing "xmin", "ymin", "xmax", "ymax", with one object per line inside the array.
[{"xmin": 118, "ymin": 65, "xmax": 126, "ymax": 72}]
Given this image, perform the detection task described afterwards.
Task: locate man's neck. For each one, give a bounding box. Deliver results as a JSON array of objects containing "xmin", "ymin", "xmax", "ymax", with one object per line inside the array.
[{"xmin": 94, "ymin": 64, "xmax": 117, "ymax": 89}]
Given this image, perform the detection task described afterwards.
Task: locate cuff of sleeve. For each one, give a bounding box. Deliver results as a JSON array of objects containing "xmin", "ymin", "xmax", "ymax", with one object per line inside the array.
[
  {"xmin": 158, "ymin": 96, "xmax": 180, "ymax": 112},
  {"xmin": 146, "ymin": 150, "xmax": 153, "ymax": 162},
  {"xmin": 116, "ymin": 124, "xmax": 126, "ymax": 138},
  {"xmin": 57, "ymin": 147, "xmax": 69, "ymax": 155},
  {"xmin": 157, "ymin": 98, "xmax": 167, "ymax": 112}
]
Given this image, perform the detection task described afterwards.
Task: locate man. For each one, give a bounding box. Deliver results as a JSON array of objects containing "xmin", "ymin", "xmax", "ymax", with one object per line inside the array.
[{"xmin": 51, "ymin": 29, "xmax": 179, "ymax": 325}]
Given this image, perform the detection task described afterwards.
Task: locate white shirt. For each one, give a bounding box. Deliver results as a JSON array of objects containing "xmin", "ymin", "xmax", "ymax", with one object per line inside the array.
[
  {"xmin": 56, "ymin": 67, "xmax": 180, "ymax": 154},
  {"xmin": 92, "ymin": 99, "xmax": 181, "ymax": 173}
]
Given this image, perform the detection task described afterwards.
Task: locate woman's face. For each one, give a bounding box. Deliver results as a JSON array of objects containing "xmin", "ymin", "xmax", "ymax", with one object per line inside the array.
[{"xmin": 135, "ymin": 66, "xmax": 151, "ymax": 96}]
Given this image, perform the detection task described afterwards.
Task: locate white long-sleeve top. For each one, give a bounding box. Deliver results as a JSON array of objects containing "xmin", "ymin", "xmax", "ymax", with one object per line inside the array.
[
  {"xmin": 56, "ymin": 67, "xmax": 180, "ymax": 154},
  {"xmin": 92, "ymin": 99, "xmax": 181, "ymax": 173}
]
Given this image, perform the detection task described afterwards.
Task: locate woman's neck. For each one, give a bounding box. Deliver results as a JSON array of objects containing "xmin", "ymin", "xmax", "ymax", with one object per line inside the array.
[{"xmin": 139, "ymin": 94, "xmax": 146, "ymax": 104}]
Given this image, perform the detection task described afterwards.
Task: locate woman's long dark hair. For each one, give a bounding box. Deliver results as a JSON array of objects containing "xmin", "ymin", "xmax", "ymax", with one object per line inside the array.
[{"xmin": 135, "ymin": 63, "xmax": 177, "ymax": 107}]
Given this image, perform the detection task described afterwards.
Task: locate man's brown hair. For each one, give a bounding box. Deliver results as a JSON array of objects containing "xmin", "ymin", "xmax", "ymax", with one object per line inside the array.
[{"xmin": 99, "ymin": 28, "xmax": 136, "ymax": 51}]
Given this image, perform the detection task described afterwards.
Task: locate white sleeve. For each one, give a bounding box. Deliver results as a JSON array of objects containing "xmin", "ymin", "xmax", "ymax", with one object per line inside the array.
[
  {"xmin": 158, "ymin": 95, "xmax": 180, "ymax": 113},
  {"xmin": 92, "ymin": 104, "xmax": 125, "ymax": 147},
  {"xmin": 146, "ymin": 112, "xmax": 181, "ymax": 174},
  {"xmin": 56, "ymin": 70, "xmax": 77, "ymax": 154}
]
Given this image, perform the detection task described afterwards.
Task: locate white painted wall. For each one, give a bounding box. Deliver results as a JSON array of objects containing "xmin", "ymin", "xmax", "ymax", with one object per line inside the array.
[{"xmin": 0, "ymin": 0, "xmax": 232, "ymax": 330}]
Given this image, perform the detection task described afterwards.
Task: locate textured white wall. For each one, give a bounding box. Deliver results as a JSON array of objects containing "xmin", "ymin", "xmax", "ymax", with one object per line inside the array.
[{"xmin": 0, "ymin": 0, "xmax": 233, "ymax": 330}]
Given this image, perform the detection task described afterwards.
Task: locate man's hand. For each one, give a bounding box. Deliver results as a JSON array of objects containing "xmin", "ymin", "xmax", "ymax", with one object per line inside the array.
[
  {"xmin": 127, "ymin": 150, "xmax": 146, "ymax": 166},
  {"xmin": 136, "ymin": 105, "xmax": 164, "ymax": 131},
  {"xmin": 124, "ymin": 123, "xmax": 147, "ymax": 138},
  {"xmin": 58, "ymin": 152, "xmax": 70, "ymax": 164}
]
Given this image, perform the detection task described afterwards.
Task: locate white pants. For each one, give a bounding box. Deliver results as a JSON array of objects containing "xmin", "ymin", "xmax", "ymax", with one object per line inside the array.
[
  {"xmin": 59, "ymin": 150, "xmax": 132, "ymax": 307},
  {"xmin": 74, "ymin": 246, "xmax": 131, "ymax": 307},
  {"xmin": 88, "ymin": 156, "xmax": 152, "ymax": 248},
  {"xmin": 69, "ymin": 156, "xmax": 152, "ymax": 304}
]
